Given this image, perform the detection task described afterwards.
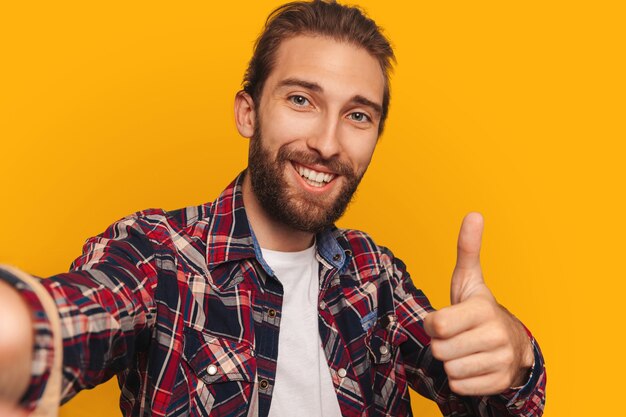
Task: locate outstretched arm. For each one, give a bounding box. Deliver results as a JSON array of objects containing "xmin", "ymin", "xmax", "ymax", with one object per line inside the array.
[{"xmin": 0, "ymin": 212, "xmax": 162, "ymax": 412}]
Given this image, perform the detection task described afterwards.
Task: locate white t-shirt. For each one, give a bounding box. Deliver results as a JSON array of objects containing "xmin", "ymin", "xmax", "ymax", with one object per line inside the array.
[{"xmin": 261, "ymin": 245, "xmax": 342, "ymax": 417}]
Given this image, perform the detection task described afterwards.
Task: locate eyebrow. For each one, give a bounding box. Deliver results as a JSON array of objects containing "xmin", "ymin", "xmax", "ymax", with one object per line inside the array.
[
  {"xmin": 277, "ymin": 78, "xmax": 323, "ymax": 92},
  {"xmin": 351, "ymin": 95, "xmax": 382, "ymax": 118},
  {"xmin": 276, "ymin": 77, "xmax": 383, "ymax": 117}
]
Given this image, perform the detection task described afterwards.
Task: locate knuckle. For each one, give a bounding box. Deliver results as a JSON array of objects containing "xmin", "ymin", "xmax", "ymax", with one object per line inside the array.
[
  {"xmin": 496, "ymin": 377, "xmax": 511, "ymax": 393},
  {"xmin": 445, "ymin": 359, "xmax": 473, "ymax": 379},
  {"xmin": 430, "ymin": 314, "xmax": 448, "ymax": 336},
  {"xmin": 443, "ymin": 361, "xmax": 458, "ymax": 378},
  {"xmin": 481, "ymin": 330, "xmax": 498, "ymax": 347},
  {"xmin": 493, "ymin": 329, "xmax": 508, "ymax": 346},
  {"xmin": 430, "ymin": 340, "xmax": 444, "ymax": 359},
  {"xmin": 448, "ymin": 378, "xmax": 461, "ymax": 394},
  {"xmin": 448, "ymin": 379, "xmax": 469, "ymax": 396},
  {"xmin": 482, "ymin": 300, "xmax": 499, "ymax": 317},
  {"xmin": 501, "ymin": 348, "xmax": 515, "ymax": 366},
  {"xmin": 484, "ymin": 327, "xmax": 507, "ymax": 348}
]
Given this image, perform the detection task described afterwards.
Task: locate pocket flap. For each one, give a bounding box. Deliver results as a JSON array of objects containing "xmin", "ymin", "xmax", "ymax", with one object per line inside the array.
[
  {"xmin": 183, "ymin": 328, "xmax": 256, "ymax": 385},
  {"xmin": 366, "ymin": 315, "xmax": 407, "ymax": 364},
  {"xmin": 366, "ymin": 325, "xmax": 393, "ymax": 364}
]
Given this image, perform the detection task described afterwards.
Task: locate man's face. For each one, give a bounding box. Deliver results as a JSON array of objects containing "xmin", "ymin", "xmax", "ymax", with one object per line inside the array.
[{"xmin": 247, "ymin": 35, "xmax": 385, "ymax": 233}]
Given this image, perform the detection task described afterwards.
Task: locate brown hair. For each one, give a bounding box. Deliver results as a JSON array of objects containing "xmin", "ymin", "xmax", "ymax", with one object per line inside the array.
[{"xmin": 242, "ymin": 0, "xmax": 396, "ymax": 134}]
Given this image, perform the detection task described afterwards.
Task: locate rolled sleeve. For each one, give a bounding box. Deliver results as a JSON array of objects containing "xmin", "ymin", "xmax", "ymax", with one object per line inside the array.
[
  {"xmin": 494, "ymin": 335, "xmax": 547, "ymax": 415},
  {"xmin": 0, "ymin": 265, "xmax": 62, "ymax": 415}
]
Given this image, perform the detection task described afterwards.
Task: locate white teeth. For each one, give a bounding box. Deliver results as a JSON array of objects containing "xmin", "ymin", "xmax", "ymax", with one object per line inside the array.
[
  {"xmin": 295, "ymin": 164, "xmax": 335, "ymax": 186},
  {"xmin": 304, "ymin": 178, "xmax": 324, "ymax": 187}
]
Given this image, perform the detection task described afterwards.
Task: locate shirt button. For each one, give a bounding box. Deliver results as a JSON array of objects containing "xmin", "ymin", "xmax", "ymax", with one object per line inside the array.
[
  {"xmin": 259, "ymin": 379, "xmax": 269, "ymax": 389},
  {"xmin": 379, "ymin": 345, "xmax": 389, "ymax": 355},
  {"xmin": 337, "ymin": 368, "xmax": 347, "ymax": 378},
  {"xmin": 207, "ymin": 364, "xmax": 218, "ymax": 376},
  {"xmin": 319, "ymin": 300, "xmax": 326, "ymax": 310},
  {"xmin": 268, "ymin": 308, "xmax": 277, "ymax": 318},
  {"xmin": 332, "ymin": 253, "xmax": 341, "ymax": 261}
]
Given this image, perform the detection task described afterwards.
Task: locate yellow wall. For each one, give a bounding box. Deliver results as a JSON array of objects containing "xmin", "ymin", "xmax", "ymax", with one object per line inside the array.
[{"xmin": 1, "ymin": 1, "xmax": 624, "ymax": 416}]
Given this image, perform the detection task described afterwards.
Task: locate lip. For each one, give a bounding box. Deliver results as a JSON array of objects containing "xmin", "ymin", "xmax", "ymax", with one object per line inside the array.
[{"xmin": 292, "ymin": 161, "xmax": 336, "ymax": 175}]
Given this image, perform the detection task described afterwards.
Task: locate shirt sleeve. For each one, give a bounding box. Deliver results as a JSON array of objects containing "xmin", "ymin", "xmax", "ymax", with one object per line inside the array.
[
  {"xmin": 1, "ymin": 213, "xmax": 162, "ymax": 409},
  {"xmin": 0, "ymin": 265, "xmax": 62, "ymax": 415},
  {"xmin": 383, "ymin": 249, "xmax": 546, "ymax": 417}
]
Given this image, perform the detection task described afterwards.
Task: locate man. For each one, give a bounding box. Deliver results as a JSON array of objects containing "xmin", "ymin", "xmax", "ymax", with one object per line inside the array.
[{"xmin": 0, "ymin": 1, "xmax": 546, "ymax": 416}]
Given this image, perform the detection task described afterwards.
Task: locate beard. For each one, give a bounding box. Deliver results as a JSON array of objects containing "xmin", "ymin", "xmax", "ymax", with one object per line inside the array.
[{"xmin": 247, "ymin": 124, "xmax": 364, "ymax": 234}]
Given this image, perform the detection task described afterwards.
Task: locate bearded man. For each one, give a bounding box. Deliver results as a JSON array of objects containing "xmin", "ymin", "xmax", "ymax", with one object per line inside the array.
[{"xmin": 0, "ymin": 1, "xmax": 545, "ymax": 416}]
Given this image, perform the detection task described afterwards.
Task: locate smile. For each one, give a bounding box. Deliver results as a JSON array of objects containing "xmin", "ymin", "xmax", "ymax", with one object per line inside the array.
[{"xmin": 293, "ymin": 163, "xmax": 336, "ymax": 188}]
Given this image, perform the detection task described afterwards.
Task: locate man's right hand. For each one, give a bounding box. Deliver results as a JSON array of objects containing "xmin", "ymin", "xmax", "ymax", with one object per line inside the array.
[
  {"xmin": 0, "ymin": 402, "xmax": 29, "ymax": 417},
  {"xmin": 0, "ymin": 279, "xmax": 33, "ymax": 406}
]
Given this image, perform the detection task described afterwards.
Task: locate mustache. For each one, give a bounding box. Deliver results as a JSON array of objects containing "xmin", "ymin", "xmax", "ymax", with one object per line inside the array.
[{"xmin": 277, "ymin": 147, "xmax": 354, "ymax": 177}]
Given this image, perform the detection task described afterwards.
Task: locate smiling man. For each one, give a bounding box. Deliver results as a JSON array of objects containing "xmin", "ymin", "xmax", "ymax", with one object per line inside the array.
[
  {"xmin": 239, "ymin": 34, "xmax": 383, "ymax": 250},
  {"xmin": 0, "ymin": 1, "xmax": 545, "ymax": 416}
]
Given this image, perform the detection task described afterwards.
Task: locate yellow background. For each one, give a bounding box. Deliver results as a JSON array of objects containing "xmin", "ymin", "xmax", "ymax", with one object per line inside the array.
[{"xmin": 1, "ymin": 1, "xmax": 624, "ymax": 416}]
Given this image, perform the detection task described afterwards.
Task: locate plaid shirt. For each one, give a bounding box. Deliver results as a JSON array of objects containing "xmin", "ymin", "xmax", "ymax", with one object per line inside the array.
[{"xmin": 4, "ymin": 173, "xmax": 546, "ymax": 416}]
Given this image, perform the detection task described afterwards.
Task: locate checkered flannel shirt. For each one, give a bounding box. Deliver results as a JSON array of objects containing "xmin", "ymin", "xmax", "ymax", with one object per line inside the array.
[{"xmin": 3, "ymin": 173, "xmax": 546, "ymax": 416}]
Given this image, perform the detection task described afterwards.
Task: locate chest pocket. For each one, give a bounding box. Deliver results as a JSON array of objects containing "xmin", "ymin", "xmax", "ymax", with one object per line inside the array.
[
  {"xmin": 365, "ymin": 315, "xmax": 407, "ymax": 364},
  {"xmin": 366, "ymin": 325, "xmax": 394, "ymax": 365},
  {"xmin": 183, "ymin": 328, "xmax": 256, "ymax": 384},
  {"xmin": 365, "ymin": 315, "xmax": 411, "ymax": 416},
  {"xmin": 182, "ymin": 328, "xmax": 256, "ymax": 416}
]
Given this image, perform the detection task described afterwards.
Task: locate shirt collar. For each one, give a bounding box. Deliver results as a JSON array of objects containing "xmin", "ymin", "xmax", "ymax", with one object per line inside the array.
[{"xmin": 205, "ymin": 171, "xmax": 349, "ymax": 274}]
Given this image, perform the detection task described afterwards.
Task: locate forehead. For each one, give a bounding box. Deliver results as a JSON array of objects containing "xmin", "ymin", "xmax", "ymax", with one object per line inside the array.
[{"xmin": 266, "ymin": 35, "xmax": 385, "ymax": 103}]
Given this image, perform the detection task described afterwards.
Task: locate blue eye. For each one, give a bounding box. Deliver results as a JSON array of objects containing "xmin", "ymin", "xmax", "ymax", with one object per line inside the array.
[
  {"xmin": 290, "ymin": 95, "xmax": 310, "ymax": 106},
  {"xmin": 349, "ymin": 112, "xmax": 370, "ymax": 123}
]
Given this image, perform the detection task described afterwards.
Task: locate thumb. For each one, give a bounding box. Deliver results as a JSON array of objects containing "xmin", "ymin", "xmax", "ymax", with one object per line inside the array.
[
  {"xmin": 451, "ymin": 212, "xmax": 485, "ymax": 303},
  {"xmin": 455, "ymin": 212, "xmax": 484, "ymax": 271}
]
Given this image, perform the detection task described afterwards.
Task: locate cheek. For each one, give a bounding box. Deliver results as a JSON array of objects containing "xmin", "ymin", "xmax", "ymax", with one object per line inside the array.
[
  {"xmin": 261, "ymin": 105, "xmax": 317, "ymax": 147},
  {"xmin": 343, "ymin": 135, "xmax": 377, "ymax": 172}
]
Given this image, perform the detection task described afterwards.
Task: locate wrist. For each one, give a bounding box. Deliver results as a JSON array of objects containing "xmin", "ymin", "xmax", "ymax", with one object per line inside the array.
[{"xmin": 510, "ymin": 327, "xmax": 535, "ymax": 388}]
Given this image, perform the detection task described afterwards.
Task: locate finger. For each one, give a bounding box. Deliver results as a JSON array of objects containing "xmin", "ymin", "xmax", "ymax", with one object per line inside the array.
[
  {"xmin": 455, "ymin": 212, "xmax": 484, "ymax": 272},
  {"xmin": 447, "ymin": 372, "xmax": 511, "ymax": 397},
  {"xmin": 423, "ymin": 297, "xmax": 493, "ymax": 339},
  {"xmin": 443, "ymin": 350, "xmax": 509, "ymax": 380},
  {"xmin": 430, "ymin": 324, "xmax": 503, "ymax": 362}
]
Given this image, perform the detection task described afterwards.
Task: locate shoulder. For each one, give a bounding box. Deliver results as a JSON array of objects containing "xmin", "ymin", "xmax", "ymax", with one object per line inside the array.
[
  {"xmin": 96, "ymin": 202, "xmax": 215, "ymax": 244},
  {"xmin": 334, "ymin": 227, "xmax": 402, "ymax": 274}
]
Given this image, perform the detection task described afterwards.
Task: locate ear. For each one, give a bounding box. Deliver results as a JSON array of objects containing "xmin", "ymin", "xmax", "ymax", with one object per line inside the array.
[{"xmin": 234, "ymin": 91, "xmax": 256, "ymax": 138}]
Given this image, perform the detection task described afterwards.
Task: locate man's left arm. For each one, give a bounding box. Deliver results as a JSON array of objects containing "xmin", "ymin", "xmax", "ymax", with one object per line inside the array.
[{"xmin": 389, "ymin": 213, "xmax": 546, "ymax": 416}]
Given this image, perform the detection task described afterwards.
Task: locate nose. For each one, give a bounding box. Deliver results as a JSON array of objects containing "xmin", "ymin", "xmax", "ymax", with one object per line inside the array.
[{"xmin": 306, "ymin": 115, "xmax": 341, "ymax": 160}]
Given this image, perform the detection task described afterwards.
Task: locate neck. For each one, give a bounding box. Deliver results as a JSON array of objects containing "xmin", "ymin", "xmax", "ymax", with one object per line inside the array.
[{"xmin": 242, "ymin": 172, "xmax": 315, "ymax": 252}]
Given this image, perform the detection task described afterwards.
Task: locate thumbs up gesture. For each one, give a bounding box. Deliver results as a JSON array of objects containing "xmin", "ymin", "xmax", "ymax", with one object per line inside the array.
[{"xmin": 423, "ymin": 213, "xmax": 534, "ymax": 396}]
